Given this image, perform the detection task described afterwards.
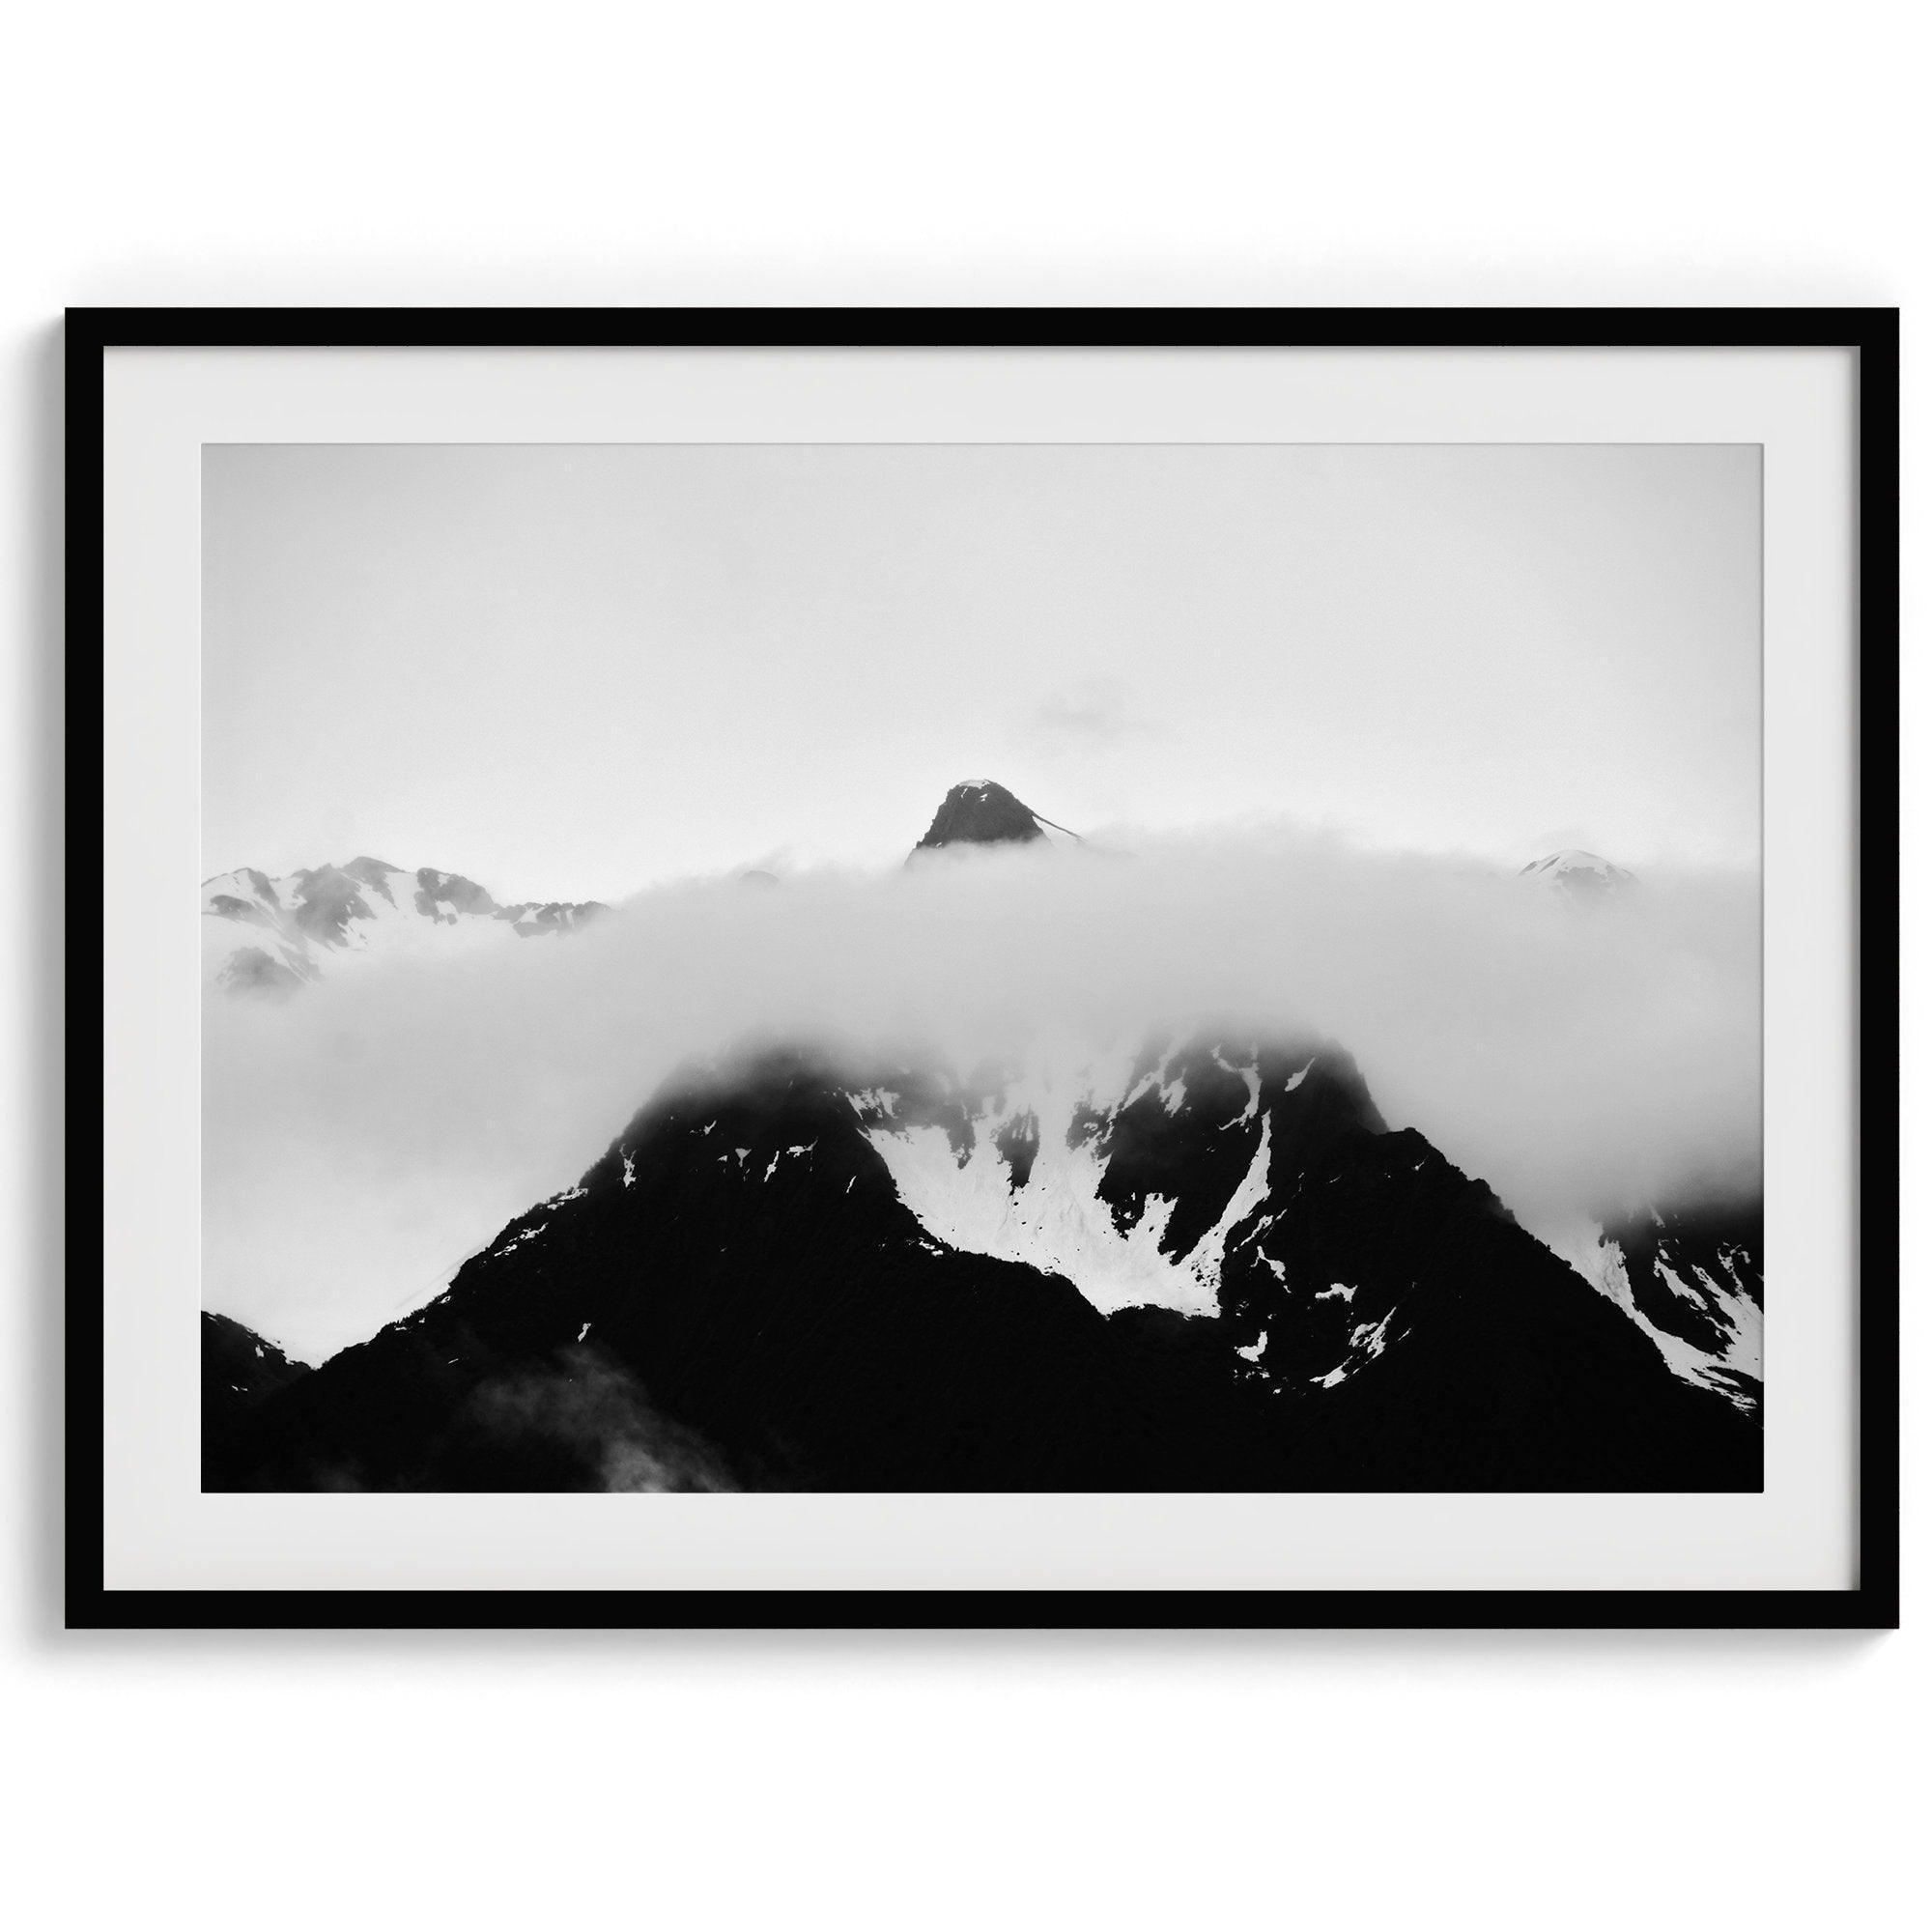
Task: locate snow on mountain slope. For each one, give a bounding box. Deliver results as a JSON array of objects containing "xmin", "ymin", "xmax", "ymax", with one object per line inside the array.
[
  {"xmin": 1517, "ymin": 848, "xmax": 1636, "ymax": 905},
  {"xmin": 202, "ymin": 857, "xmax": 609, "ymax": 995},
  {"xmin": 855, "ymin": 1019, "xmax": 1765, "ymax": 1420},
  {"xmin": 856, "ymin": 1043, "xmax": 1280, "ymax": 1318},
  {"xmin": 201, "ymin": 867, "xmax": 324, "ymax": 995},
  {"xmin": 1541, "ymin": 1203, "xmax": 1763, "ymax": 1411}
]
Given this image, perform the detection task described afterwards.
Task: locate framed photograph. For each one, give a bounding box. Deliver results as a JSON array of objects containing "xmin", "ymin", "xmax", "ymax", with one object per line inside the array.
[{"xmin": 70, "ymin": 308, "xmax": 1897, "ymax": 1630}]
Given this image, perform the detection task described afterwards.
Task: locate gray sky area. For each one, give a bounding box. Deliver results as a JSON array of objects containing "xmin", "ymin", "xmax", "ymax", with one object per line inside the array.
[{"xmin": 204, "ymin": 442, "xmax": 1760, "ymax": 899}]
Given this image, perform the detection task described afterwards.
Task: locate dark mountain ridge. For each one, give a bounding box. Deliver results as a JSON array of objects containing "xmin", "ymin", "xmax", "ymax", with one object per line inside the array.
[
  {"xmin": 202, "ymin": 1310, "xmax": 310, "ymax": 1480},
  {"xmin": 210, "ymin": 1038, "xmax": 1757, "ymax": 1492}
]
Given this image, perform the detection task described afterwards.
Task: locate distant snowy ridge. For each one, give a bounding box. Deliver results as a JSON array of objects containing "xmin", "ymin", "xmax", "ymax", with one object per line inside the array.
[
  {"xmin": 202, "ymin": 856, "xmax": 608, "ymax": 996},
  {"xmin": 1517, "ymin": 848, "xmax": 1636, "ymax": 905}
]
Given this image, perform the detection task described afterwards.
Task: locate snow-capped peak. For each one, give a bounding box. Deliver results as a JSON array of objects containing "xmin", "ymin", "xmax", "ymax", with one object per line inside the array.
[{"xmin": 1517, "ymin": 848, "xmax": 1635, "ymax": 904}]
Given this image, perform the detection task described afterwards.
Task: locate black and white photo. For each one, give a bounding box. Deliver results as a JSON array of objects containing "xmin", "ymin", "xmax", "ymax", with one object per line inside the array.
[{"xmin": 198, "ymin": 440, "xmax": 1767, "ymax": 1496}]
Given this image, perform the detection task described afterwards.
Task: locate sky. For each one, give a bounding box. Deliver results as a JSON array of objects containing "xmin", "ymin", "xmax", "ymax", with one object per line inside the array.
[{"xmin": 203, "ymin": 442, "xmax": 1760, "ymax": 899}]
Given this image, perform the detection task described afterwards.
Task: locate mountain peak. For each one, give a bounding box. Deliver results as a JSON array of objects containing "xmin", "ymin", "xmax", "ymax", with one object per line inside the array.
[
  {"xmin": 911, "ymin": 780, "xmax": 1075, "ymax": 857},
  {"xmin": 1517, "ymin": 849, "xmax": 1636, "ymax": 904}
]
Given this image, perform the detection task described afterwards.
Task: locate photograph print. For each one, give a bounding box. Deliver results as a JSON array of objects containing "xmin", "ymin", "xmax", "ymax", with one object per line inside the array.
[{"xmin": 200, "ymin": 440, "xmax": 1763, "ymax": 1495}]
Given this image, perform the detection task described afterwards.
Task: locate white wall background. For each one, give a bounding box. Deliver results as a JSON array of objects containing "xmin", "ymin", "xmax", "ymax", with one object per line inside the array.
[{"xmin": 3, "ymin": 5, "xmax": 1918, "ymax": 1927}]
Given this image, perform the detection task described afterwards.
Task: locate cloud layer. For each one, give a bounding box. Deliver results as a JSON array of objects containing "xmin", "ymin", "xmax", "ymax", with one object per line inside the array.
[{"xmin": 205, "ymin": 826, "xmax": 1760, "ymax": 1362}]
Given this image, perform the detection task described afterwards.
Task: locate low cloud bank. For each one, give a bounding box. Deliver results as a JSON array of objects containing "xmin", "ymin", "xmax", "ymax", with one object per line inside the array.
[{"xmin": 205, "ymin": 825, "xmax": 1760, "ymax": 1361}]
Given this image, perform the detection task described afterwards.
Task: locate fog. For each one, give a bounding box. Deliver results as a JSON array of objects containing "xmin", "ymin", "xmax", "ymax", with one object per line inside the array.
[{"xmin": 204, "ymin": 827, "xmax": 1760, "ymax": 1363}]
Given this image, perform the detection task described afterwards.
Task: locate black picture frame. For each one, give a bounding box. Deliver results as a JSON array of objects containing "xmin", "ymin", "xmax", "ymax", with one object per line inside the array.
[{"xmin": 65, "ymin": 306, "xmax": 1900, "ymax": 1632}]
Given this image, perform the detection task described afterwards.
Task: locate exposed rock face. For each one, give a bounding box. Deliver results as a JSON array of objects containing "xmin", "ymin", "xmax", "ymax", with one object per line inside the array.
[
  {"xmin": 201, "ymin": 1311, "xmax": 309, "ymax": 1487},
  {"xmin": 910, "ymin": 780, "xmax": 1070, "ymax": 858}
]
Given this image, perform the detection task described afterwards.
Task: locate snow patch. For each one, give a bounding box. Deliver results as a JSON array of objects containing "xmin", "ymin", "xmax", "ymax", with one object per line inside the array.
[
  {"xmin": 864, "ymin": 1065, "xmax": 1273, "ymax": 1320},
  {"xmin": 761, "ymin": 1142, "xmax": 815, "ymax": 1181},
  {"xmin": 1211, "ymin": 1049, "xmax": 1263, "ymax": 1125},
  {"xmin": 1350, "ymin": 1311, "xmax": 1395, "ymax": 1359}
]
